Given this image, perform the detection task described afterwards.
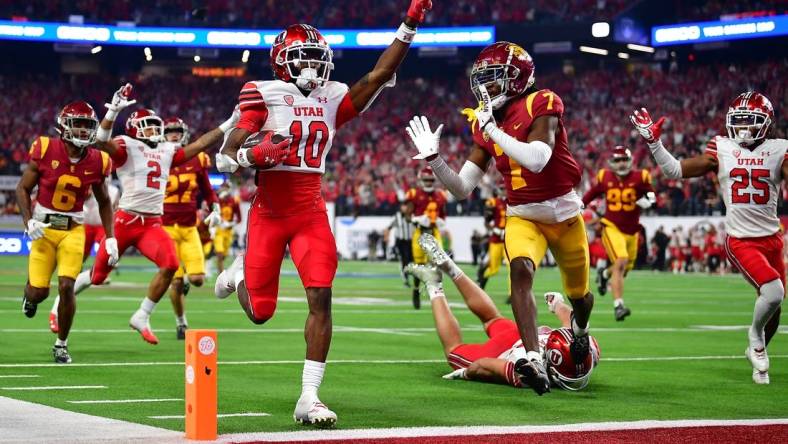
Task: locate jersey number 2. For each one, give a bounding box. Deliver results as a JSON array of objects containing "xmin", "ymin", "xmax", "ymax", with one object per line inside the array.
[
  {"xmin": 146, "ymin": 161, "xmax": 162, "ymax": 189},
  {"xmin": 730, "ymin": 168, "xmax": 769, "ymax": 204},
  {"xmin": 283, "ymin": 121, "xmax": 330, "ymax": 168}
]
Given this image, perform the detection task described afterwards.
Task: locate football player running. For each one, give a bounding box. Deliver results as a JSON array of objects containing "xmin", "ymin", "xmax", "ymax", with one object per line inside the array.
[
  {"xmin": 162, "ymin": 117, "xmax": 221, "ymax": 340},
  {"xmin": 477, "ymin": 186, "xmax": 506, "ymax": 291},
  {"xmin": 405, "ymin": 166, "xmax": 448, "ymax": 308},
  {"xmin": 407, "ymin": 234, "xmax": 600, "ymax": 391},
  {"xmin": 213, "ymin": 0, "xmax": 434, "ymax": 427},
  {"xmin": 582, "ymin": 146, "xmax": 655, "ymax": 321},
  {"xmin": 631, "ymin": 92, "xmax": 785, "ymax": 384},
  {"xmin": 17, "ymin": 101, "xmax": 117, "ymax": 363},
  {"xmin": 406, "ymin": 42, "xmax": 594, "ymax": 395},
  {"xmin": 73, "ymin": 84, "xmax": 237, "ymax": 345},
  {"xmin": 213, "ymin": 182, "xmax": 241, "ymax": 273}
]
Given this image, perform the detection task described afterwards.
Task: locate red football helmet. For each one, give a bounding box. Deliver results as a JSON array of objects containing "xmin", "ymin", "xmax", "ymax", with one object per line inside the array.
[
  {"xmin": 126, "ymin": 109, "xmax": 164, "ymax": 144},
  {"xmin": 470, "ymin": 41, "xmax": 535, "ymax": 110},
  {"xmin": 57, "ymin": 101, "xmax": 99, "ymax": 149},
  {"xmin": 544, "ymin": 328, "xmax": 600, "ymax": 391},
  {"xmin": 726, "ymin": 92, "xmax": 774, "ymax": 146},
  {"xmin": 608, "ymin": 146, "xmax": 633, "ymax": 176},
  {"xmin": 163, "ymin": 117, "xmax": 190, "ymax": 145},
  {"xmin": 418, "ymin": 166, "xmax": 436, "ymax": 192},
  {"xmin": 270, "ymin": 24, "xmax": 334, "ymax": 91}
]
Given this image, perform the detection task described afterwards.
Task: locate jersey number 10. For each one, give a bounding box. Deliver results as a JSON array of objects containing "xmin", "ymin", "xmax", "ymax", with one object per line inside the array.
[{"xmin": 282, "ymin": 121, "xmax": 330, "ymax": 169}]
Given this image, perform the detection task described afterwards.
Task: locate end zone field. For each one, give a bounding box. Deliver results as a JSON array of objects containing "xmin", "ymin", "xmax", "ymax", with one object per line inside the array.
[{"xmin": 0, "ymin": 256, "xmax": 786, "ymax": 440}]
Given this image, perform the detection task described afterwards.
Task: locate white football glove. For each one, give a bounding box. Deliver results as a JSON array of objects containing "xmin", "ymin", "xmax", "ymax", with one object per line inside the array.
[
  {"xmin": 215, "ymin": 152, "xmax": 239, "ymax": 173},
  {"xmin": 204, "ymin": 203, "xmax": 222, "ymax": 228},
  {"xmin": 442, "ymin": 368, "xmax": 468, "ymax": 380},
  {"xmin": 219, "ymin": 105, "xmax": 241, "ymax": 133},
  {"xmin": 25, "ymin": 219, "xmax": 50, "ymax": 240},
  {"xmin": 104, "ymin": 237, "xmax": 119, "ymax": 267},
  {"xmin": 635, "ymin": 191, "xmax": 657, "ymax": 209},
  {"xmin": 630, "ymin": 108, "xmax": 666, "ymax": 145},
  {"xmin": 406, "ymin": 115, "xmax": 443, "ymax": 160},
  {"xmin": 105, "ymin": 83, "xmax": 136, "ymax": 113},
  {"xmin": 492, "ymin": 227, "xmax": 504, "ymax": 237},
  {"xmin": 473, "ymin": 84, "xmax": 496, "ymax": 132}
]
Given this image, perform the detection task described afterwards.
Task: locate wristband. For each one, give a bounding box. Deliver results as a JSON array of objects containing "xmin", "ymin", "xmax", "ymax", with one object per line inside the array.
[
  {"xmin": 395, "ymin": 23, "xmax": 417, "ymax": 43},
  {"xmin": 103, "ymin": 106, "xmax": 119, "ymax": 122},
  {"xmin": 236, "ymin": 148, "xmax": 253, "ymax": 168},
  {"xmin": 96, "ymin": 126, "xmax": 112, "ymax": 143}
]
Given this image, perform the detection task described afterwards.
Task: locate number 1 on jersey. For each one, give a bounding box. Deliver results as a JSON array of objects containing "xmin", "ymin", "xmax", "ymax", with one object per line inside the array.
[{"xmin": 283, "ymin": 121, "xmax": 330, "ymax": 169}]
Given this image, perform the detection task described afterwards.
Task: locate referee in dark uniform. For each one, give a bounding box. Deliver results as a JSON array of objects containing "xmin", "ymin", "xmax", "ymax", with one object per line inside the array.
[{"xmin": 385, "ymin": 201, "xmax": 415, "ymax": 288}]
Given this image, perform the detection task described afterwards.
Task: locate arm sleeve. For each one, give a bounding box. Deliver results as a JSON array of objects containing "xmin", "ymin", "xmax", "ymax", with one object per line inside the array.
[
  {"xmin": 427, "ymin": 157, "xmax": 485, "ymax": 200},
  {"xmin": 485, "ymin": 125, "xmax": 552, "ymax": 173},
  {"xmin": 237, "ymin": 82, "xmax": 268, "ymax": 133},
  {"xmin": 336, "ymin": 92, "xmax": 359, "ymax": 129},
  {"xmin": 110, "ymin": 137, "xmax": 128, "ymax": 168},
  {"xmin": 648, "ymin": 140, "xmax": 683, "ymax": 179}
]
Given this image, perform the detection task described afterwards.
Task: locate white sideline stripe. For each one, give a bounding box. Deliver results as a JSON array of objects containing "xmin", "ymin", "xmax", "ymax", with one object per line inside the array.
[
  {"xmin": 0, "ymin": 375, "xmax": 38, "ymax": 378},
  {"xmin": 219, "ymin": 418, "xmax": 788, "ymax": 442},
  {"xmin": 68, "ymin": 398, "xmax": 182, "ymax": 404},
  {"xmin": 150, "ymin": 412, "xmax": 270, "ymax": 419},
  {"xmin": 2, "ymin": 355, "xmax": 787, "ymax": 368},
  {"xmin": 1, "ymin": 385, "xmax": 107, "ymax": 391}
]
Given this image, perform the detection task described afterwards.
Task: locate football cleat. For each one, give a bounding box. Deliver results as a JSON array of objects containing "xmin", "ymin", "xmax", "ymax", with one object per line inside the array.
[
  {"xmin": 49, "ymin": 312, "xmax": 59, "ymax": 334},
  {"xmin": 514, "ymin": 357, "xmax": 551, "ymax": 395},
  {"xmin": 596, "ymin": 268, "xmax": 608, "ymax": 296},
  {"xmin": 745, "ymin": 346, "xmax": 769, "ymax": 373},
  {"xmin": 614, "ymin": 304, "xmax": 631, "ymax": 321},
  {"xmin": 544, "ymin": 292, "xmax": 564, "ymax": 314},
  {"xmin": 570, "ymin": 332, "xmax": 590, "ymax": 365},
  {"xmin": 412, "ymin": 288, "xmax": 421, "ymax": 310},
  {"xmin": 183, "ymin": 281, "xmax": 191, "ymax": 297},
  {"xmin": 53, "ymin": 345, "xmax": 72, "ymax": 364},
  {"xmin": 176, "ymin": 324, "xmax": 188, "ymax": 340},
  {"xmin": 404, "ymin": 263, "xmax": 441, "ymax": 286},
  {"xmin": 215, "ymin": 254, "xmax": 244, "ymax": 299},
  {"xmin": 22, "ymin": 296, "xmax": 37, "ymax": 318},
  {"xmin": 129, "ymin": 310, "xmax": 159, "ymax": 345},
  {"xmin": 752, "ymin": 369, "xmax": 770, "ymax": 385},
  {"xmin": 294, "ymin": 398, "xmax": 337, "ymax": 428},
  {"xmin": 419, "ymin": 233, "xmax": 451, "ymax": 270}
]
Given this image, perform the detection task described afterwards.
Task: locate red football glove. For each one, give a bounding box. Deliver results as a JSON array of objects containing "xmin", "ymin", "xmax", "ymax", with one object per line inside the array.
[
  {"xmin": 407, "ymin": 0, "xmax": 433, "ymax": 24},
  {"xmin": 250, "ymin": 133, "xmax": 291, "ymax": 169},
  {"xmin": 630, "ymin": 107, "xmax": 666, "ymax": 144}
]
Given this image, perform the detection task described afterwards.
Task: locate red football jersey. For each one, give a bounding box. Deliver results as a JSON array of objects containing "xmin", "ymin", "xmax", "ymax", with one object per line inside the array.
[
  {"xmin": 471, "ymin": 89, "xmax": 581, "ymax": 205},
  {"xmin": 405, "ymin": 188, "xmax": 447, "ymax": 224},
  {"xmin": 29, "ymin": 136, "xmax": 111, "ymax": 214},
  {"xmin": 163, "ymin": 152, "xmax": 218, "ymax": 226},
  {"xmin": 485, "ymin": 196, "xmax": 507, "ymax": 243},
  {"xmin": 220, "ymin": 195, "xmax": 242, "ymax": 224},
  {"xmin": 582, "ymin": 169, "xmax": 654, "ymax": 235}
]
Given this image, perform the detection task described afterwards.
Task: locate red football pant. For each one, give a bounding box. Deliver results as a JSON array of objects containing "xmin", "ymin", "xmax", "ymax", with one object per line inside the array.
[
  {"xmin": 724, "ymin": 233, "xmax": 785, "ymax": 290},
  {"xmin": 244, "ymin": 209, "xmax": 337, "ymax": 322},
  {"xmin": 91, "ymin": 210, "xmax": 179, "ymax": 285},
  {"xmin": 448, "ymin": 318, "xmax": 521, "ymax": 369},
  {"xmin": 83, "ymin": 224, "xmax": 106, "ymax": 258}
]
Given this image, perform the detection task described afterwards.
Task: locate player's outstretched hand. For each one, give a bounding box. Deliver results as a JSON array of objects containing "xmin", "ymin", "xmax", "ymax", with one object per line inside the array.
[
  {"xmin": 204, "ymin": 203, "xmax": 222, "ymax": 228},
  {"xmin": 105, "ymin": 83, "xmax": 136, "ymax": 112},
  {"xmin": 406, "ymin": 0, "xmax": 433, "ymax": 24},
  {"xmin": 630, "ymin": 107, "xmax": 665, "ymax": 144},
  {"xmin": 104, "ymin": 237, "xmax": 119, "ymax": 267},
  {"xmin": 406, "ymin": 115, "xmax": 443, "ymax": 160},
  {"xmin": 25, "ymin": 219, "xmax": 50, "ymax": 240}
]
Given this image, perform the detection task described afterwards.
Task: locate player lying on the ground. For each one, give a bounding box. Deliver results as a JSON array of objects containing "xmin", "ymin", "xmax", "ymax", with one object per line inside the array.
[
  {"xmin": 17, "ymin": 101, "xmax": 117, "ymax": 364},
  {"xmin": 631, "ymin": 92, "xmax": 785, "ymax": 385},
  {"xmin": 407, "ymin": 234, "xmax": 599, "ymax": 390}
]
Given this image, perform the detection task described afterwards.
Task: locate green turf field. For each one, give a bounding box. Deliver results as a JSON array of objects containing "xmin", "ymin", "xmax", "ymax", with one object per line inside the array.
[{"xmin": 0, "ymin": 255, "xmax": 785, "ymax": 434}]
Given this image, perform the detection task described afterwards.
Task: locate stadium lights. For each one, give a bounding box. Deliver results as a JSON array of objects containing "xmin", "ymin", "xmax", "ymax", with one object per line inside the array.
[
  {"xmin": 591, "ymin": 22, "xmax": 610, "ymax": 38},
  {"xmin": 618, "ymin": 52, "xmax": 630, "ymax": 59},
  {"xmin": 90, "ymin": 45, "xmax": 102, "ymax": 54},
  {"xmin": 579, "ymin": 45, "xmax": 608, "ymax": 56},
  {"xmin": 144, "ymin": 46, "xmax": 152, "ymax": 61},
  {"xmin": 193, "ymin": 55, "xmax": 201, "ymax": 62},
  {"xmin": 627, "ymin": 43, "xmax": 655, "ymax": 53},
  {"xmin": 241, "ymin": 49, "xmax": 250, "ymax": 63}
]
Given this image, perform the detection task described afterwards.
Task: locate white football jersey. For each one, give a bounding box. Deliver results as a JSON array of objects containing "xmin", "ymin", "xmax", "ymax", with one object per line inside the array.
[
  {"xmin": 83, "ymin": 183, "xmax": 120, "ymax": 226},
  {"xmin": 243, "ymin": 80, "xmax": 351, "ymax": 174},
  {"xmin": 114, "ymin": 136, "xmax": 178, "ymax": 215},
  {"xmin": 497, "ymin": 326, "xmax": 552, "ymax": 363},
  {"xmin": 711, "ymin": 137, "xmax": 788, "ymax": 238}
]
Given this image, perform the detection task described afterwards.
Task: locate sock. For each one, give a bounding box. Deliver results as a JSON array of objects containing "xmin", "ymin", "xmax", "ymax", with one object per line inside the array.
[
  {"xmin": 572, "ymin": 316, "xmax": 590, "ymax": 337},
  {"xmin": 603, "ymin": 269, "xmax": 610, "ymax": 279},
  {"xmin": 526, "ymin": 350, "xmax": 543, "ymax": 364},
  {"xmin": 426, "ymin": 283, "xmax": 445, "ymax": 300},
  {"xmin": 445, "ymin": 261, "xmax": 463, "ymax": 281},
  {"xmin": 176, "ymin": 314, "xmax": 187, "ymax": 327},
  {"xmin": 301, "ymin": 359, "xmax": 326, "ymax": 399},
  {"xmin": 750, "ymin": 279, "xmax": 784, "ymax": 349},
  {"xmin": 74, "ymin": 270, "xmax": 92, "ymax": 295},
  {"xmin": 233, "ymin": 269, "xmax": 245, "ymax": 288},
  {"xmin": 51, "ymin": 295, "xmax": 60, "ymax": 315},
  {"xmin": 140, "ymin": 297, "xmax": 157, "ymax": 316},
  {"xmin": 596, "ymin": 259, "xmax": 607, "ymax": 271},
  {"xmin": 614, "ymin": 298, "xmax": 624, "ymax": 308},
  {"xmin": 55, "ymin": 338, "xmax": 67, "ymax": 347}
]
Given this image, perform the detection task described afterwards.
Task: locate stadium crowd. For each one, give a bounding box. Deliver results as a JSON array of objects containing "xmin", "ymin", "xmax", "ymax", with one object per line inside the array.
[{"xmin": 0, "ymin": 57, "xmax": 785, "ymax": 216}]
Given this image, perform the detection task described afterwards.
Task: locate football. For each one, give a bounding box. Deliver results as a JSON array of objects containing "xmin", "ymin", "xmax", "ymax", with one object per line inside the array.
[{"xmin": 242, "ymin": 131, "xmax": 289, "ymax": 169}]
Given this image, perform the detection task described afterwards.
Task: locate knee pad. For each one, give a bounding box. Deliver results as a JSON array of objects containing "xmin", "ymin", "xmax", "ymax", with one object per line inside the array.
[{"xmin": 760, "ymin": 279, "xmax": 785, "ymax": 307}]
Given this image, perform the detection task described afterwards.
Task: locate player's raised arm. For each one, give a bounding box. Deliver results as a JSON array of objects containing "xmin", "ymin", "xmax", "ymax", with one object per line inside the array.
[
  {"xmin": 177, "ymin": 107, "xmax": 240, "ymax": 164},
  {"xmin": 405, "ymin": 115, "xmax": 491, "ymax": 199},
  {"xmin": 95, "ymin": 83, "xmax": 137, "ymax": 157},
  {"xmin": 631, "ymin": 108, "xmax": 717, "ymax": 178},
  {"xmin": 347, "ymin": 0, "xmax": 433, "ymax": 112}
]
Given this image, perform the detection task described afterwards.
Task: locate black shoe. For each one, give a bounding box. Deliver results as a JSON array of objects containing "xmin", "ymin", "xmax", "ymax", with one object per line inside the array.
[
  {"xmin": 183, "ymin": 281, "xmax": 191, "ymax": 297},
  {"xmin": 570, "ymin": 332, "xmax": 590, "ymax": 365},
  {"xmin": 176, "ymin": 324, "xmax": 188, "ymax": 340},
  {"xmin": 614, "ymin": 304, "xmax": 631, "ymax": 321},
  {"xmin": 595, "ymin": 268, "xmax": 608, "ymax": 296},
  {"xmin": 477, "ymin": 277, "xmax": 488, "ymax": 290},
  {"xmin": 412, "ymin": 289, "xmax": 421, "ymax": 310},
  {"xmin": 514, "ymin": 358, "xmax": 551, "ymax": 395},
  {"xmin": 22, "ymin": 296, "xmax": 37, "ymax": 318},
  {"xmin": 53, "ymin": 345, "xmax": 72, "ymax": 364}
]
